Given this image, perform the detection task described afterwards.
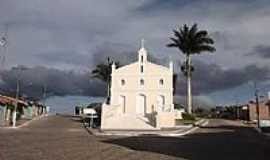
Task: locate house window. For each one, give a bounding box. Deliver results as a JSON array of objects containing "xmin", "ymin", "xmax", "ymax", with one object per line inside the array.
[
  {"xmin": 140, "ymin": 79, "xmax": 144, "ymax": 85},
  {"xmin": 121, "ymin": 79, "xmax": 125, "ymax": 86},
  {"xmin": 140, "ymin": 65, "xmax": 144, "ymax": 73},
  {"xmin": 159, "ymin": 79, "xmax": 164, "ymax": 85}
]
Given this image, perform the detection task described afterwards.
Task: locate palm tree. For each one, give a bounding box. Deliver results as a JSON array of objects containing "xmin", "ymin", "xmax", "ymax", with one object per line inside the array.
[
  {"xmin": 91, "ymin": 57, "xmax": 120, "ymax": 103},
  {"xmin": 167, "ymin": 24, "xmax": 216, "ymax": 114}
]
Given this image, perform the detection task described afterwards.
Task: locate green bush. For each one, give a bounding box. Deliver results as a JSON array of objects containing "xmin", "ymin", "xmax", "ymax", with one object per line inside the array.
[
  {"xmin": 182, "ymin": 113, "xmax": 196, "ymax": 121},
  {"xmin": 174, "ymin": 103, "xmax": 185, "ymax": 110}
]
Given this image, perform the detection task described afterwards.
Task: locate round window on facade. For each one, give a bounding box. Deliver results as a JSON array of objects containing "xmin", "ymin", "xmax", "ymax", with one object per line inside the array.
[
  {"xmin": 140, "ymin": 79, "xmax": 144, "ymax": 85},
  {"xmin": 121, "ymin": 79, "xmax": 125, "ymax": 86},
  {"xmin": 159, "ymin": 79, "xmax": 164, "ymax": 85}
]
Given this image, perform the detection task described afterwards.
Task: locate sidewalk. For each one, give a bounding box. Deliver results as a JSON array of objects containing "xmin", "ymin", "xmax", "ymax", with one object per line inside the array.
[
  {"xmin": 85, "ymin": 119, "xmax": 209, "ymax": 137},
  {"xmin": 0, "ymin": 114, "xmax": 49, "ymax": 129}
]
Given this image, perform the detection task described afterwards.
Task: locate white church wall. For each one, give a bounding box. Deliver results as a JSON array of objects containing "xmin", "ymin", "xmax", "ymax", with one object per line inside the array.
[{"xmin": 102, "ymin": 42, "xmax": 176, "ymax": 130}]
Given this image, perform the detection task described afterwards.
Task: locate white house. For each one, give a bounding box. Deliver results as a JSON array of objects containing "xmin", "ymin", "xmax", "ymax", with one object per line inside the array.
[{"xmin": 101, "ymin": 41, "xmax": 180, "ymax": 130}]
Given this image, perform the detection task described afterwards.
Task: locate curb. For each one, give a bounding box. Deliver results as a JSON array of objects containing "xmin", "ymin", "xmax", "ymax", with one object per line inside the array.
[
  {"xmin": 163, "ymin": 119, "xmax": 209, "ymax": 137},
  {"xmin": 194, "ymin": 119, "xmax": 206, "ymax": 126},
  {"xmin": 86, "ymin": 119, "xmax": 209, "ymax": 137},
  {"xmin": 17, "ymin": 114, "xmax": 49, "ymax": 128},
  {"xmin": 82, "ymin": 119, "xmax": 94, "ymax": 135},
  {"xmin": 253, "ymin": 127, "xmax": 270, "ymax": 137},
  {"xmin": 0, "ymin": 114, "xmax": 49, "ymax": 129}
]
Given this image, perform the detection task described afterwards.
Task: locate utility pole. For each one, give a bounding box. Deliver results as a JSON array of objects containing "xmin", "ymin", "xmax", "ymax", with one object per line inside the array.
[
  {"xmin": 12, "ymin": 68, "xmax": 21, "ymax": 127},
  {"xmin": 43, "ymin": 83, "xmax": 47, "ymax": 104},
  {"xmin": 12, "ymin": 76, "xmax": 19, "ymax": 127},
  {"xmin": 42, "ymin": 83, "xmax": 47, "ymax": 114},
  {"xmin": 235, "ymin": 95, "xmax": 240, "ymax": 119},
  {"xmin": 255, "ymin": 84, "xmax": 260, "ymax": 129},
  {"xmin": 12, "ymin": 66, "xmax": 26, "ymax": 127}
]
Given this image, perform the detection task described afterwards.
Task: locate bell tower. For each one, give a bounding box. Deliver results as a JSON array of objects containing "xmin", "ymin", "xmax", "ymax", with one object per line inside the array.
[
  {"xmin": 138, "ymin": 39, "xmax": 147, "ymax": 74},
  {"xmin": 138, "ymin": 39, "xmax": 147, "ymax": 63}
]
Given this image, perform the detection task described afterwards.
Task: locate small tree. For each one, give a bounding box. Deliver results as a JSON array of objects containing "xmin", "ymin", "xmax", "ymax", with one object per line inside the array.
[{"xmin": 91, "ymin": 57, "xmax": 120, "ymax": 102}]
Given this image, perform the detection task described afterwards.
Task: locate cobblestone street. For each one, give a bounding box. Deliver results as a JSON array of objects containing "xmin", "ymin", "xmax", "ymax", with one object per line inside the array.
[
  {"xmin": 1, "ymin": 116, "xmax": 270, "ymax": 160},
  {"xmin": 0, "ymin": 115, "xmax": 178, "ymax": 160}
]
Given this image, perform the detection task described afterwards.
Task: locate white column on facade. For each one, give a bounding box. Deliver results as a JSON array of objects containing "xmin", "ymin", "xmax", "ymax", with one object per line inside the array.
[
  {"xmin": 110, "ymin": 63, "xmax": 116, "ymax": 105},
  {"xmin": 169, "ymin": 61, "xmax": 173, "ymax": 73},
  {"xmin": 111, "ymin": 62, "xmax": 115, "ymax": 73},
  {"xmin": 169, "ymin": 61, "xmax": 174, "ymax": 111}
]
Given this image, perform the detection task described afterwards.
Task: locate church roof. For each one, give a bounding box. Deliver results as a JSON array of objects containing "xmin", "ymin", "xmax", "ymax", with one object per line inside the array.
[
  {"xmin": 113, "ymin": 40, "xmax": 172, "ymax": 75},
  {"xmin": 114, "ymin": 61, "xmax": 170, "ymax": 75}
]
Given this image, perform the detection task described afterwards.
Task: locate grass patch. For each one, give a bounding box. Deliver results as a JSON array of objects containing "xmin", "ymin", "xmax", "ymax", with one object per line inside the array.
[{"xmin": 182, "ymin": 113, "xmax": 196, "ymax": 121}]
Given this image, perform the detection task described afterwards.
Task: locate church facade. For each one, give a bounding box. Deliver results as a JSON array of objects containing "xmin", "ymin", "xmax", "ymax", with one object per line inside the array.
[{"xmin": 101, "ymin": 42, "xmax": 179, "ymax": 130}]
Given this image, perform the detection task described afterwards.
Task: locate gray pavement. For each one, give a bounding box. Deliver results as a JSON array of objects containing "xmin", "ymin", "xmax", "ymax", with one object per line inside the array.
[{"xmin": 0, "ymin": 116, "xmax": 270, "ymax": 160}]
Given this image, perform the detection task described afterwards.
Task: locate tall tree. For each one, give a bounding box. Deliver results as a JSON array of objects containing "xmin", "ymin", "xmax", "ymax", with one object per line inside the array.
[
  {"xmin": 91, "ymin": 57, "xmax": 120, "ymax": 102},
  {"xmin": 167, "ymin": 24, "xmax": 216, "ymax": 113}
]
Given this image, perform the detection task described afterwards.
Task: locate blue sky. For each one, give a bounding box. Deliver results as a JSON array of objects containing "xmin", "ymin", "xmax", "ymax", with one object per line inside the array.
[{"xmin": 0, "ymin": 0, "xmax": 269, "ymax": 106}]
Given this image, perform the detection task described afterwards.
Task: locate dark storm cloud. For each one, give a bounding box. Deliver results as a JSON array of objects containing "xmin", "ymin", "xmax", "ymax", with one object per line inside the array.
[
  {"xmin": 0, "ymin": 66, "xmax": 106, "ymax": 99},
  {"xmin": 174, "ymin": 95, "xmax": 214, "ymax": 108},
  {"xmin": 138, "ymin": 0, "xmax": 270, "ymax": 12},
  {"xmin": 91, "ymin": 43, "xmax": 137, "ymax": 66},
  {"xmin": 1, "ymin": 0, "xmax": 270, "ymax": 70},
  {"xmin": 246, "ymin": 45, "xmax": 270, "ymax": 58},
  {"xmin": 37, "ymin": 51, "xmax": 91, "ymax": 66},
  {"xmin": 174, "ymin": 61, "xmax": 270, "ymax": 95},
  {"xmin": 0, "ymin": 58, "xmax": 269, "ymax": 100},
  {"xmin": 91, "ymin": 42, "xmax": 165, "ymax": 67},
  {"xmin": 0, "ymin": 0, "xmax": 270, "ymax": 104}
]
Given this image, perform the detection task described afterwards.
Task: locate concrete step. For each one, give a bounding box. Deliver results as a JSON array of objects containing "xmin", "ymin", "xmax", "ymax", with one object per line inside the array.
[{"xmin": 102, "ymin": 114, "xmax": 157, "ymax": 130}]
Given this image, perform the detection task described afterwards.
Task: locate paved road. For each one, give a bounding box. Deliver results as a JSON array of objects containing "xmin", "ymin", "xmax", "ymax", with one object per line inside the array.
[{"xmin": 0, "ymin": 116, "xmax": 270, "ymax": 160}]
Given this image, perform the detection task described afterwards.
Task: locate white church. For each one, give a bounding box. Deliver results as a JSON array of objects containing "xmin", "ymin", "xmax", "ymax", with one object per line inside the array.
[{"xmin": 101, "ymin": 41, "xmax": 183, "ymax": 130}]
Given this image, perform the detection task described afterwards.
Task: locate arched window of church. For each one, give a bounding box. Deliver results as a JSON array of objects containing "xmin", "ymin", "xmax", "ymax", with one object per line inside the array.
[
  {"xmin": 140, "ymin": 65, "xmax": 143, "ymax": 73},
  {"xmin": 140, "ymin": 79, "xmax": 144, "ymax": 85},
  {"xmin": 141, "ymin": 55, "xmax": 144, "ymax": 62},
  {"xmin": 159, "ymin": 79, "xmax": 164, "ymax": 85},
  {"xmin": 121, "ymin": 79, "xmax": 125, "ymax": 86}
]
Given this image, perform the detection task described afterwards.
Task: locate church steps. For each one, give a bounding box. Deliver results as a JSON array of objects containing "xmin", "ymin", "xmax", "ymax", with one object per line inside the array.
[{"xmin": 101, "ymin": 114, "xmax": 159, "ymax": 130}]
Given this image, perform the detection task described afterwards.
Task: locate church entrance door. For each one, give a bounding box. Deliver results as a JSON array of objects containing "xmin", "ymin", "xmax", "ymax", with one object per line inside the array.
[
  {"xmin": 157, "ymin": 95, "xmax": 165, "ymax": 111},
  {"xmin": 119, "ymin": 95, "xmax": 126, "ymax": 114},
  {"xmin": 136, "ymin": 94, "xmax": 146, "ymax": 115}
]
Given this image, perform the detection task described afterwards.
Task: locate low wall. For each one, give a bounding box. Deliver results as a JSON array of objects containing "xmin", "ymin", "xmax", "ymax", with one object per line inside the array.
[{"xmin": 156, "ymin": 112, "xmax": 175, "ymax": 128}]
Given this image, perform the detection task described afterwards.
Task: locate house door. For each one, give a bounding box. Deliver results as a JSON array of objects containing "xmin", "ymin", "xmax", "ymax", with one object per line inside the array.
[
  {"xmin": 136, "ymin": 94, "xmax": 146, "ymax": 115},
  {"xmin": 157, "ymin": 95, "xmax": 165, "ymax": 111},
  {"xmin": 119, "ymin": 95, "xmax": 126, "ymax": 114}
]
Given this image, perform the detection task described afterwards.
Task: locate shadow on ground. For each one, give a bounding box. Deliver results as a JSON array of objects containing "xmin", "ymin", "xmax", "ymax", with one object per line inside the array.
[{"xmin": 102, "ymin": 123, "xmax": 270, "ymax": 160}]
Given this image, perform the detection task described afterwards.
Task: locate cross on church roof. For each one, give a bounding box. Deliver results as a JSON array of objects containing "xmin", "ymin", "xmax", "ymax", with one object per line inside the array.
[{"xmin": 141, "ymin": 38, "xmax": 145, "ymax": 48}]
